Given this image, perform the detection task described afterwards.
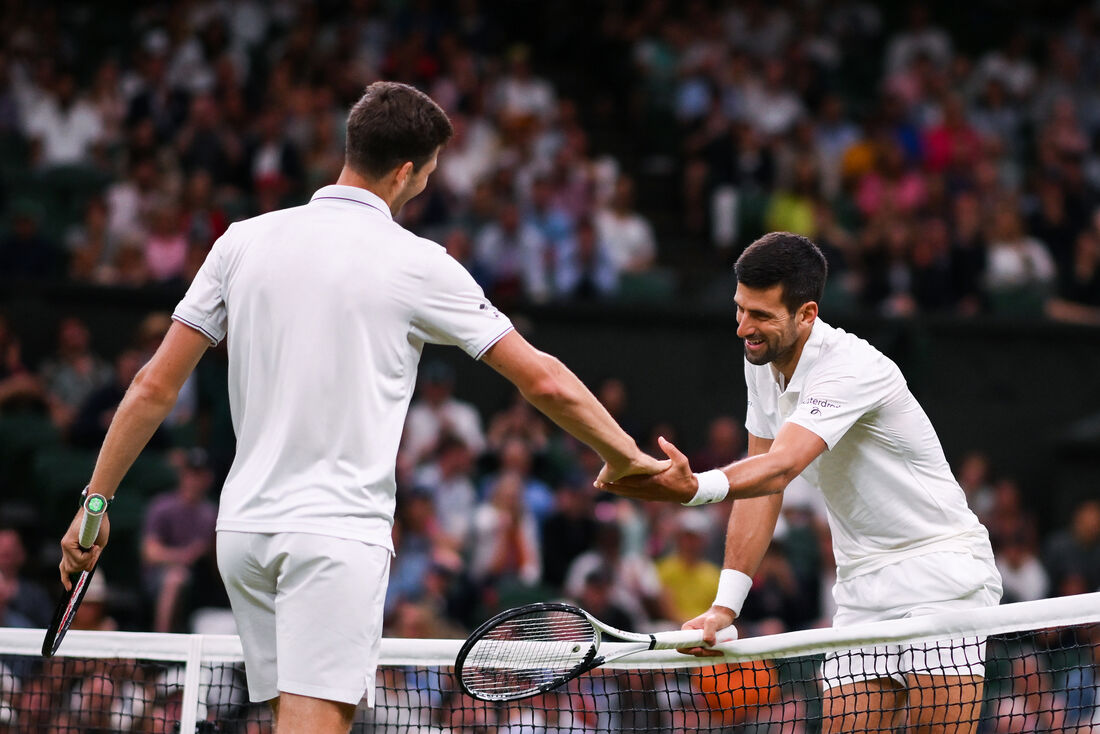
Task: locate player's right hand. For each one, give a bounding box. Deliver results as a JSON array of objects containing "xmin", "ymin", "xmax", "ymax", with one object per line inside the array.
[
  {"xmin": 58, "ymin": 510, "xmax": 110, "ymax": 591},
  {"xmin": 596, "ymin": 451, "xmax": 671, "ymax": 484},
  {"xmin": 677, "ymin": 605, "xmax": 736, "ymax": 657}
]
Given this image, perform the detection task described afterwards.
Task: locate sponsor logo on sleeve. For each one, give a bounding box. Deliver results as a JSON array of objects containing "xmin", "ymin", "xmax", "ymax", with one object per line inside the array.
[
  {"xmin": 801, "ymin": 397, "xmax": 840, "ymax": 416},
  {"xmin": 478, "ymin": 301, "xmax": 503, "ymax": 319}
]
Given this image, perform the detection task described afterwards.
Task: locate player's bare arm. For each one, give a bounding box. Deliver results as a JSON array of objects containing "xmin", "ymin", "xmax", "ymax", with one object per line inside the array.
[
  {"xmin": 599, "ymin": 421, "xmax": 825, "ymax": 502},
  {"xmin": 677, "ymin": 433, "xmax": 790, "ymax": 655},
  {"xmin": 59, "ymin": 322, "xmax": 210, "ymax": 584},
  {"xmin": 481, "ymin": 330, "xmax": 669, "ymax": 483}
]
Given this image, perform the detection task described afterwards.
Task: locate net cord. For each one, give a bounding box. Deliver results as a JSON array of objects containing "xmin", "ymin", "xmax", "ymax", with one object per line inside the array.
[{"xmin": 4, "ymin": 591, "xmax": 1098, "ymax": 670}]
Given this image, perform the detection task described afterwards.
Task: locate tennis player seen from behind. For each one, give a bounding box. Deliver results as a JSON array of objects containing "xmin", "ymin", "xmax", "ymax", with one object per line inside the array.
[
  {"xmin": 57, "ymin": 81, "xmax": 667, "ymax": 734},
  {"xmin": 601, "ymin": 232, "xmax": 1003, "ymax": 734}
]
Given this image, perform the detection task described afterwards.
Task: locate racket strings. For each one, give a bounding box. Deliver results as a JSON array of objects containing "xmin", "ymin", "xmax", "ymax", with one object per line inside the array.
[{"xmin": 460, "ymin": 610, "xmax": 597, "ymax": 699}]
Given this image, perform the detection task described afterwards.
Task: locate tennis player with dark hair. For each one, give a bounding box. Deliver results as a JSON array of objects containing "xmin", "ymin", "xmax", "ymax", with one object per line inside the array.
[
  {"xmin": 602, "ymin": 232, "xmax": 1002, "ymax": 733},
  {"xmin": 58, "ymin": 81, "xmax": 666, "ymax": 734}
]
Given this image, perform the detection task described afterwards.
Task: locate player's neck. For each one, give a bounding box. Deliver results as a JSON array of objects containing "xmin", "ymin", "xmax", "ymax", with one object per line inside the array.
[
  {"xmin": 774, "ymin": 329, "xmax": 812, "ymax": 385},
  {"xmin": 335, "ymin": 165, "xmax": 400, "ymax": 214}
]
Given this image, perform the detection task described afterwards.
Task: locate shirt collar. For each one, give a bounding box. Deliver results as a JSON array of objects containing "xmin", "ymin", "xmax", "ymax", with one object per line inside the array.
[
  {"xmin": 310, "ymin": 185, "xmax": 393, "ymax": 220},
  {"xmin": 774, "ymin": 318, "xmax": 832, "ymax": 394}
]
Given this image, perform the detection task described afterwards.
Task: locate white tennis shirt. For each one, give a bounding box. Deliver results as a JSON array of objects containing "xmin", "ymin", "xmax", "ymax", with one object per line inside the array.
[
  {"xmin": 173, "ymin": 185, "xmax": 514, "ymax": 549},
  {"xmin": 745, "ymin": 319, "xmax": 993, "ymax": 580}
]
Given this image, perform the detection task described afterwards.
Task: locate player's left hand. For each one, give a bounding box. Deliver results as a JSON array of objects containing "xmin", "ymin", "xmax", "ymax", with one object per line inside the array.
[{"xmin": 596, "ymin": 436, "xmax": 696, "ymax": 503}]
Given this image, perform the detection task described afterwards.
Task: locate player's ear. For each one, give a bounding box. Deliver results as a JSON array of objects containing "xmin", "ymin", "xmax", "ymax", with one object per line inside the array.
[
  {"xmin": 800, "ymin": 301, "xmax": 819, "ymax": 327},
  {"xmin": 396, "ymin": 161, "xmax": 415, "ymax": 187}
]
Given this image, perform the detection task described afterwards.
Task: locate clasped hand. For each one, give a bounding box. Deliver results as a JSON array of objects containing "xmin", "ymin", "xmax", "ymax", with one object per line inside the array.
[{"xmin": 596, "ymin": 436, "xmax": 698, "ymax": 503}]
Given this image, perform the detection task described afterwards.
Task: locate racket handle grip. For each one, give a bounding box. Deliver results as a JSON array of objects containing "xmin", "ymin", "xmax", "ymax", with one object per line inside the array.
[
  {"xmin": 650, "ymin": 624, "xmax": 740, "ymax": 650},
  {"xmin": 77, "ymin": 493, "xmax": 108, "ymax": 551}
]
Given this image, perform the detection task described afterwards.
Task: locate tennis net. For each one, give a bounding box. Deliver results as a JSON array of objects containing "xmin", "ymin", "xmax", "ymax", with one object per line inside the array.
[{"xmin": 0, "ymin": 592, "xmax": 1096, "ymax": 732}]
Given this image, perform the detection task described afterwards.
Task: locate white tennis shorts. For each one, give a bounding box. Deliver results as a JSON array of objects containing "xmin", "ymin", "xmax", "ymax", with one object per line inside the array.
[
  {"xmin": 216, "ymin": 531, "xmax": 392, "ymax": 705},
  {"xmin": 822, "ymin": 550, "xmax": 1003, "ymax": 690}
]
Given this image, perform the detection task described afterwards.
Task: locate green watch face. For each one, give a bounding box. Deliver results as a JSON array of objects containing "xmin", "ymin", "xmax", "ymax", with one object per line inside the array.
[{"xmin": 86, "ymin": 495, "xmax": 107, "ymax": 514}]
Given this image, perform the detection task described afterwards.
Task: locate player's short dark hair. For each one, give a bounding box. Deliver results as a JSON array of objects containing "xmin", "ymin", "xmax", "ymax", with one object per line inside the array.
[
  {"xmin": 345, "ymin": 81, "xmax": 454, "ymax": 178},
  {"xmin": 734, "ymin": 232, "xmax": 827, "ymax": 314}
]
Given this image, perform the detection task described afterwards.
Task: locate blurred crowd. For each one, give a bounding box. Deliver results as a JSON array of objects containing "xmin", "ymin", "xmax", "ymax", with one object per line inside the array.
[
  {"xmin": 1, "ymin": 0, "xmax": 1100, "ymax": 731},
  {"xmin": 0, "ymin": 1, "xmax": 1099, "ymax": 316}
]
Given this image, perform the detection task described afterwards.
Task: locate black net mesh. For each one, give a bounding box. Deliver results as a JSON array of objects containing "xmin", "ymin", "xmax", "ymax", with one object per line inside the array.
[{"xmin": 0, "ymin": 624, "xmax": 1096, "ymax": 733}]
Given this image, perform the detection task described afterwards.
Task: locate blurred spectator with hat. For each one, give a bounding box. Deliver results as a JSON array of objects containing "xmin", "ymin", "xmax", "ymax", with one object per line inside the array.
[{"xmin": 656, "ymin": 510, "xmax": 722, "ymax": 624}]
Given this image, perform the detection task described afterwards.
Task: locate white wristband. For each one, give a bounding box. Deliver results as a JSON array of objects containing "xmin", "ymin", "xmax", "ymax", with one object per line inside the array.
[
  {"xmin": 683, "ymin": 469, "xmax": 729, "ymax": 506},
  {"xmin": 714, "ymin": 569, "xmax": 753, "ymax": 617}
]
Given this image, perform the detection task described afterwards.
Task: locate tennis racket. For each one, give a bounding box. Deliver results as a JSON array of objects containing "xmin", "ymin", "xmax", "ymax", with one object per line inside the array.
[
  {"xmin": 41, "ymin": 492, "xmax": 109, "ymax": 657},
  {"xmin": 454, "ymin": 601, "xmax": 738, "ymax": 701}
]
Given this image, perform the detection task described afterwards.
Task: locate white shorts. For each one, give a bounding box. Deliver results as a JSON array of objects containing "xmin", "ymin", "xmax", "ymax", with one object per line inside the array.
[
  {"xmin": 822, "ymin": 550, "xmax": 1002, "ymax": 690},
  {"xmin": 216, "ymin": 531, "xmax": 392, "ymax": 705}
]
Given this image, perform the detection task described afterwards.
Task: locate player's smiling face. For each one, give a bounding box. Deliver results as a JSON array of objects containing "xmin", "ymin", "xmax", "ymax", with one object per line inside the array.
[{"xmin": 734, "ymin": 283, "xmax": 802, "ymax": 367}]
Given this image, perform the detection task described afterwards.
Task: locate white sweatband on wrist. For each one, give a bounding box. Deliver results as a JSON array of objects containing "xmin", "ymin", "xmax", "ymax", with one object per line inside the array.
[
  {"xmin": 714, "ymin": 569, "xmax": 753, "ymax": 617},
  {"xmin": 682, "ymin": 469, "xmax": 729, "ymax": 506}
]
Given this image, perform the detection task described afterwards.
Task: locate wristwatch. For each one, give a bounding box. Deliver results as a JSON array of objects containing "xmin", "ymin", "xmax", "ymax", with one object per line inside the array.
[{"xmin": 80, "ymin": 485, "xmax": 115, "ymax": 510}]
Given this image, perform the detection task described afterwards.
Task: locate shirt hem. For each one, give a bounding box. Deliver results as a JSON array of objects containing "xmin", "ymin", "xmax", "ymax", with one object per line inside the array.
[
  {"xmin": 835, "ymin": 529, "xmax": 994, "ymax": 582},
  {"xmin": 216, "ymin": 519, "xmax": 395, "ymax": 554}
]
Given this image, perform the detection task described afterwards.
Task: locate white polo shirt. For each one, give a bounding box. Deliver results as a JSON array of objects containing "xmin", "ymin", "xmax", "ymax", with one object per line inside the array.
[
  {"xmin": 745, "ymin": 319, "xmax": 993, "ymax": 580},
  {"xmin": 173, "ymin": 185, "xmax": 514, "ymax": 549}
]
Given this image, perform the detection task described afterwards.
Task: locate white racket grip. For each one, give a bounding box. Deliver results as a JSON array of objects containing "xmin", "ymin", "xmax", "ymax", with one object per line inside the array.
[
  {"xmin": 649, "ymin": 624, "xmax": 739, "ymax": 650},
  {"xmin": 77, "ymin": 493, "xmax": 108, "ymax": 551}
]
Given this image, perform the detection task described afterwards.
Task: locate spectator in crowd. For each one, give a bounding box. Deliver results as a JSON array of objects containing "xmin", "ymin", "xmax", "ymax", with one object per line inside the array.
[
  {"xmin": 40, "ymin": 316, "xmax": 113, "ymax": 432},
  {"xmin": 69, "ymin": 348, "xmax": 145, "ymax": 449},
  {"xmin": 479, "ymin": 436, "xmax": 554, "ymax": 526},
  {"xmin": 485, "ymin": 390, "xmax": 550, "ymax": 456},
  {"xmin": 0, "ymin": 568, "xmax": 33, "ymax": 629},
  {"xmin": 469, "ymin": 471, "xmax": 542, "ymax": 589},
  {"xmin": 387, "ymin": 488, "xmax": 449, "ymax": 617},
  {"xmin": 539, "ymin": 482, "xmax": 599, "ymax": 591},
  {"xmin": 691, "ymin": 416, "xmax": 745, "ymax": 472},
  {"xmin": 67, "ymin": 198, "xmax": 122, "ymax": 283},
  {"xmin": 474, "ymin": 199, "xmax": 550, "ymax": 303},
  {"xmin": 175, "ymin": 92, "xmax": 242, "ymax": 189},
  {"xmin": 554, "ymin": 215, "xmax": 618, "ymax": 301},
  {"xmin": 70, "ymin": 573, "xmax": 117, "ymax": 632},
  {"xmin": 738, "ymin": 541, "xmax": 814, "ymax": 635},
  {"xmin": 142, "ymin": 198, "xmax": 189, "ymax": 285},
  {"xmin": 140, "ymin": 448, "xmax": 217, "ymax": 633},
  {"xmin": 104, "ymin": 155, "xmax": 162, "ymax": 245},
  {"xmin": 984, "ymin": 205, "xmax": 1058, "ymax": 313},
  {"xmin": 996, "ymin": 528, "xmax": 1049, "ymax": 604},
  {"xmin": 955, "ymin": 451, "xmax": 996, "ymax": 522},
  {"xmin": 0, "ymin": 314, "xmax": 42, "ymax": 414},
  {"xmin": 991, "ymin": 650, "xmax": 1068, "ymax": 733},
  {"xmin": 564, "ymin": 518, "xmax": 672, "ymax": 628},
  {"xmin": 0, "ymin": 527, "xmax": 51, "ymax": 628},
  {"xmin": 411, "ymin": 434, "xmax": 478, "ymax": 552},
  {"xmin": 1047, "ymin": 225, "xmax": 1100, "ymax": 325},
  {"xmin": 595, "ymin": 175, "xmax": 657, "ymax": 277},
  {"xmin": 571, "ymin": 566, "xmax": 634, "ymax": 632},
  {"xmin": 1043, "ymin": 499, "xmax": 1100, "ymax": 596},
  {"xmin": 656, "ymin": 511, "xmax": 721, "ymax": 624},
  {"xmin": 401, "ymin": 361, "xmax": 486, "ymax": 467},
  {"xmin": 0, "ymin": 200, "xmax": 59, "ymax": 281},
  {"xmin": 22, "ymin": 70, "xmax": 103, "ymax": 170}
]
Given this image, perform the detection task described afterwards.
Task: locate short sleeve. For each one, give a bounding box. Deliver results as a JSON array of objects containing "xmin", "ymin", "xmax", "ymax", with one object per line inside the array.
[
  {"xmin": 744, "ymin": 359, "xmax": 774, "ymax": 439},
  {"xmin": 172, "ymin": 228, "xmax": 230, "ymax": 345},
  {"xmin": 784, "ymin": 364, "xmax": 898, "ymax": 449},
  {"xmin": 412, "ymin": 247, "xmax": 514, "ymax": 359}
]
